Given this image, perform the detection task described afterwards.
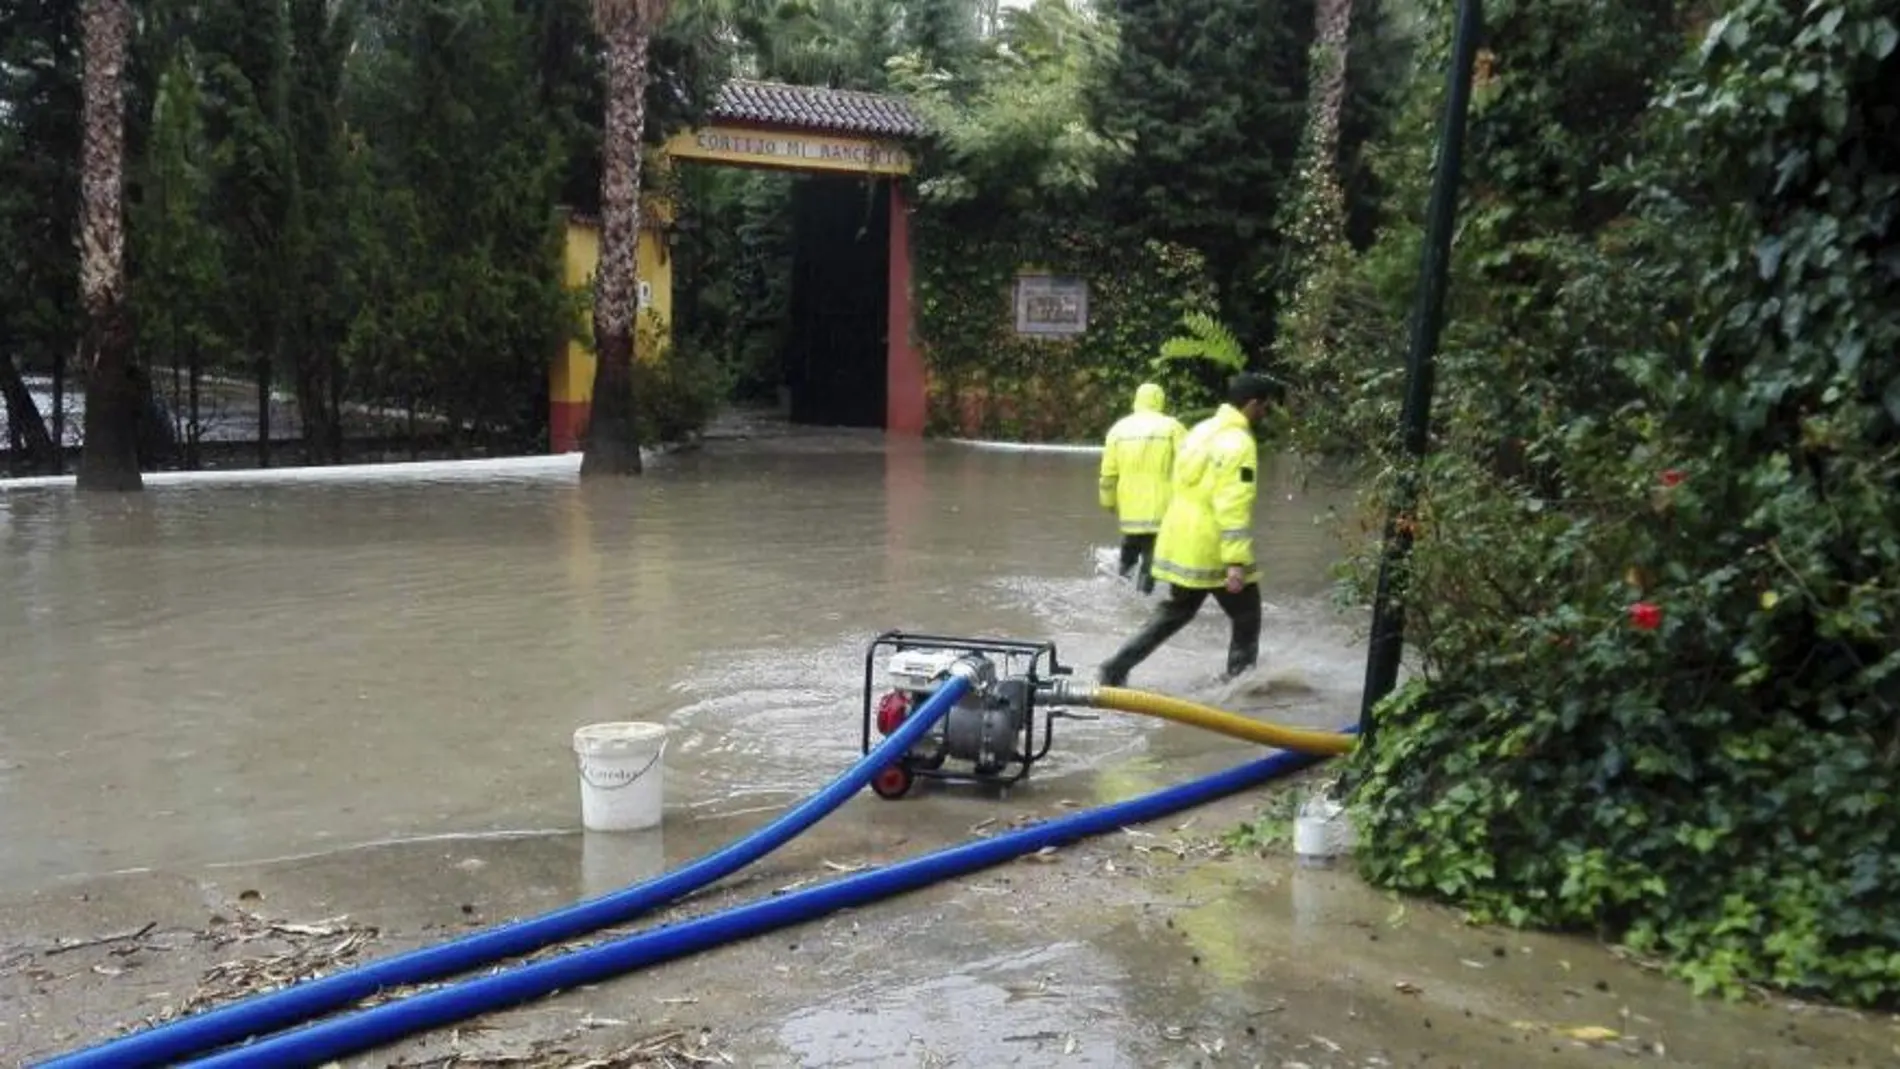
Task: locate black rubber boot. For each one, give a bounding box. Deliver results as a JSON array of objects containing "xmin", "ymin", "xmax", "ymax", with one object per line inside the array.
[
  {"xmin": 1212, "ymin": 582, "xmax": 1263, "ymax": 679},
  {"xmin": 1099, "ymin": 584, "xmax": 1207, "ymax": 686}
]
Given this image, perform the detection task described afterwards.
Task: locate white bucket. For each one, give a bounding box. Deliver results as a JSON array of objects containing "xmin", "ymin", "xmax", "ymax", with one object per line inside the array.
[
  {"xmin": 1293, "ymin": 795, "xmax": 1356, "ymax": 867},
  {"xmin": 572, "ymin": 722, "xmax": 669, "ymax": 832}
]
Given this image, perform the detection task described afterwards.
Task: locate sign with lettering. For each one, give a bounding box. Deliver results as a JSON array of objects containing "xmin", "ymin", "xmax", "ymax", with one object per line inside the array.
[
  {"xmin": 1013, "ymin": 274, "xmax": 1088, "ymax": 338},
  {"xmin": 665, "ymin": 126, "xmax": 914, "ymax": 176}
]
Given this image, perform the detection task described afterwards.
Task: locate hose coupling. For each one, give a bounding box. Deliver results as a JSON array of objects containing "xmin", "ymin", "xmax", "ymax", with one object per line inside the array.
[
  {"xmin": 1042, "ymin": 677, "xmax": 1101, "ymax": 707},
  {"xmin": 946, "ymin": 653, "xmax": 998, "ymax": 695}
]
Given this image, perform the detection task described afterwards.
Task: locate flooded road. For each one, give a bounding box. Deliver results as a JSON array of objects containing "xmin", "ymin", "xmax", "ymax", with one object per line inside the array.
[
  {"xmin": 6, "ymin": 427, "xmax": 1898, "ymax": 1069},
  {"xmin": 0, "ymin": 429, "xmax": 1361, "ymax": 896}
]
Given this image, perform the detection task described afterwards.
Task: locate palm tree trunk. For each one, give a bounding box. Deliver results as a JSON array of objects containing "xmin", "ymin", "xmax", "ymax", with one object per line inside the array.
[
  {"xmin": 579, "ymin": 11, "xmax": 653, "ymax": 478},
  {"xmin": 74, "ymin": 0, "xmax": 142, "ymax": 492}
]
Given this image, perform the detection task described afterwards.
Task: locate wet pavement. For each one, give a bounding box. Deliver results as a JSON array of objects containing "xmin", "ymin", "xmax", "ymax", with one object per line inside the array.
[
  {"xmin": 3, "ymin": 425, "xmax": 1896, "ymax": 1066},
  {"xmin": 6, "ymin": 786, "xmax": 1895, "ymax": 1067}
]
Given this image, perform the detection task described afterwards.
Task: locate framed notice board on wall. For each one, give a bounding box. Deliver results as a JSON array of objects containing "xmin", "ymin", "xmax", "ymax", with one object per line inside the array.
[{"xmin": 1013, "ymin": 274, "xmax": 1089, "ymax": 338}]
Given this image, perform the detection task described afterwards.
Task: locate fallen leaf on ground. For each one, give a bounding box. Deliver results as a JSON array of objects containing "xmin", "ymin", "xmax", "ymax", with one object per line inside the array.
[
  {"xmin": 139, "ymin": 912, "xmax": 380, "ymax": 1024},
  {"xmin": 388, "ymin": 1028, "xmax": 735, "ymax": 1068},
  {"xmin": 1001, "ymin": 1031, "xmax": 1061, "ymax": 1043}
]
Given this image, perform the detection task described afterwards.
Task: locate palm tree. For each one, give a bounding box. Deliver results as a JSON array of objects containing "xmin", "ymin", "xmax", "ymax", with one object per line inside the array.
[
  {"xmin": 579, "ymin": 0, "xmax": 671, "ymax": 478},
  {"xmin": 75, "ymin": 0, "xmax": 141, "ymax": 492}
]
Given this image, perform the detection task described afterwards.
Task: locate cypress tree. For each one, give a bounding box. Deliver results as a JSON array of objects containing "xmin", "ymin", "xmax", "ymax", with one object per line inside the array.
[{"xmin": 1088, "ymin": 0, "xmax": 1313, "ymax": 349}]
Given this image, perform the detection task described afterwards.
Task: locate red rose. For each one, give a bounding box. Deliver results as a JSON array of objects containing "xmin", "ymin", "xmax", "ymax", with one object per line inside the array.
[
  {"xmin": 1659, "ymin": 469, "xmax": 1685, "ymax": 487},
  {"xmin": 1629, "ymin": 602, "xmax": 1664, "ymax": 631}
]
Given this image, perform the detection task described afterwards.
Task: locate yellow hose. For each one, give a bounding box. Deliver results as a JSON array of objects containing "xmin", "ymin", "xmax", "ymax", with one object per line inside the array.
[{"xmin": 1090, "ymin": 685, "xmax": 1356, "ymax": 756}]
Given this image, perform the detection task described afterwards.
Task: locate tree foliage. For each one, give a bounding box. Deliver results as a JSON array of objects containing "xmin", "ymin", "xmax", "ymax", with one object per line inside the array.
[
  {"xmin": 130, "ymin": 45, "xmax": 223, "ymax": 464},
  {"xmin": 0, "ymin": 0, "xmax": 81, "ymax": 460},
  {"xmin": 891, "ymin": 0, "xmax": 1127, "ymax": 211},
  {"xmin": 1085, "ymin": 0, "xmax": 1312, "ymax": 346},
  {"xmin": 1157, "ymin": 311, "xmax": 1245, "ymax": 375},
  {"xmin": 2, "ymin": 0, "xmax": 759, "ymax": 467},
  {"xmin": 3, "ymin": 0, "xmax": 1412, "ymax": 464},
  {"xmin": 1080, "ymin": 0, "xmax": 1407, "ymax": 353},
  {"xmin": 1330, "ymin": 0, "xmax": 1900, "ymax": 1006},
  {"xmin": 348, "ymin": 0, "xmax": 573, "ymax": 450}
]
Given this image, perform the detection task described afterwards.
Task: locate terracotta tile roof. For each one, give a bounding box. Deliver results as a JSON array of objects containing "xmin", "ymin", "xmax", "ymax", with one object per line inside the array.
[{"xmin": 708, "ymin": 79, "xmax": 925, "ymax": 139}]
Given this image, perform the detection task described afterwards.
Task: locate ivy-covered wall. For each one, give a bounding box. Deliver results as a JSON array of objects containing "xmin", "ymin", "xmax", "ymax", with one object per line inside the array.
[{"xmin": 914, "ymin": 210, "xmax": 1221, "ymax": 442}]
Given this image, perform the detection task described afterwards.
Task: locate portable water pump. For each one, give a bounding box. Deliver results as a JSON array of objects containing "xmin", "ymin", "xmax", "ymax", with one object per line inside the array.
[{"xmin": 860, "ymin": 630, "xmax": 1089, "ymax": 800}]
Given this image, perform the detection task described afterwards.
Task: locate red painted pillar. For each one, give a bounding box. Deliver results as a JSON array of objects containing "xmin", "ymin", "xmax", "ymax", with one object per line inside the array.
[{"xmin": 885, "ymin": 179, "xmax": 926, "ymax": 436}]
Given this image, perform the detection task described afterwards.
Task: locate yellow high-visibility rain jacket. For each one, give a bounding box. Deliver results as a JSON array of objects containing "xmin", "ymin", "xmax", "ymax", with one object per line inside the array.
[
  {"xmin": 1151, "ymin": 403, "xmax": 1261, "ymax": 589},
  {"xmin": 1099, "ymin": 383, "xmax": 1185, "ymax": 534}
]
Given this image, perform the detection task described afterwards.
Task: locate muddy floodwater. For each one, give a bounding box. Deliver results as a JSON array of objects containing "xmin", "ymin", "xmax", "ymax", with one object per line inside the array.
[
  {"xmin": 0, "ymin": 428, "xmax": 1361, "ymax": 893},
  {"xmin": 3, "ymin": 425, "xmax": 1896, "ymax": 1067}
]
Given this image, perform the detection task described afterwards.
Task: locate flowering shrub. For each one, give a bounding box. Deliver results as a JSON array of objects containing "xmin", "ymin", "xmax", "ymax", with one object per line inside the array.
[{"xmin": 1332, "ymin": 0, "xmax": 1900, "ymax": 1005}]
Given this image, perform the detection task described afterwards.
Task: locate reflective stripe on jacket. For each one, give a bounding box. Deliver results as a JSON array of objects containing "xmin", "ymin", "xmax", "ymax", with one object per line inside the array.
[
  {"xmin": 1098, "ymin": 384, "xmax": 1184, "ymax": 534},
  {"xmin": 1151, "ymin": 403, "xmax": 1261, "ymax": 589}
]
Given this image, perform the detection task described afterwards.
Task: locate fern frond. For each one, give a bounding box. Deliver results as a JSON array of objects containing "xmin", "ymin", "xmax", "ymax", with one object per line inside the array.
[{"xmin": 1157, "ymin": 311, "xmax": 1246, "ymax": 372}]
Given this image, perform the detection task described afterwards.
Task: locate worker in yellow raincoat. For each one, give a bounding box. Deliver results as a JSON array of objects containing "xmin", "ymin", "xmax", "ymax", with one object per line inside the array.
[
  {"xmin": 1099, "ymin": 383, "xmax": 1185, "ymax": 595},
  {"xmin": 1099, "ymin": 373, "xmax": 1280, "ymax": 686}
]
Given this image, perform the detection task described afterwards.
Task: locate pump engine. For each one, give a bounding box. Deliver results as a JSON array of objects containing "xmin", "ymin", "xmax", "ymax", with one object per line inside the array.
[{"xmin": 861, "ymin": 631, "xmax": 1081, "ymax": 800}]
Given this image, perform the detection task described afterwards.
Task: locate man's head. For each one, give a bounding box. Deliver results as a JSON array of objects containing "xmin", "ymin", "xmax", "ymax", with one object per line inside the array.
[
  {"xmin": 1133, "ymin": 382, "xmax": 1166, "ymax": 414},
  {"xmin": 1226, "ymin": 372, "xmax": 1281, "ymax": 423}
]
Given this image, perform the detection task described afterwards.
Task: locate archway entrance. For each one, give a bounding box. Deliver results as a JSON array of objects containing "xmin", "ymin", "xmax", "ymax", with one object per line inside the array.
[{"xmin": 549, "ymin": 80, "xmax": 924, "ymax": 452}]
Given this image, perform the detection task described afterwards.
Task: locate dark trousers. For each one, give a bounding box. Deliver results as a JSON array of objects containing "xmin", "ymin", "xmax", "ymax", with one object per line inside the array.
[
  {"xmin": 1100, "ymin": 581, "xmax": 1262, "ymax": 685},
  {"xmin": 1117, "ymin": 533, "xmax": 1158, "ymax": 594}
]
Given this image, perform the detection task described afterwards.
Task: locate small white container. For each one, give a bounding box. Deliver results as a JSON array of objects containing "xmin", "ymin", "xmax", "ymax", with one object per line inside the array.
[
  {"xmin": 1293, "ymin": 793, "xmax": 1356, "ymax": 867},
  {"xmin": 572, "ymin": 722, "xmax": 669, "ymax": 832}
]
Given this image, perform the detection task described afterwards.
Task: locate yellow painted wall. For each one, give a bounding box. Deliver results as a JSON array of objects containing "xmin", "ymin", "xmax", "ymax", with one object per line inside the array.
[{"xmin": 551, "ymin": 200, "xmax": 675, "ymax": 408}]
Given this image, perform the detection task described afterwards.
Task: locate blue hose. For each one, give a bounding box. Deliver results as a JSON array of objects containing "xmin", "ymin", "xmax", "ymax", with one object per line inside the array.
[
  {"xmin": 181, "ymin": 735, "xmax": 1346, "ymax": 1068},
  {"xmin": 37, "ymin": 672, "xmax": 975, "ymax": 1069}
]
